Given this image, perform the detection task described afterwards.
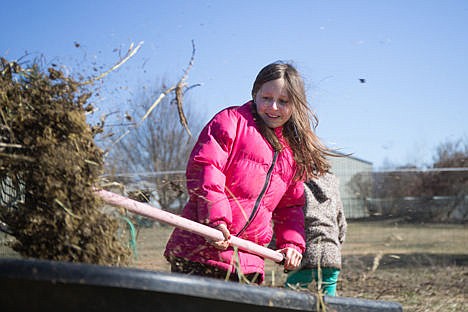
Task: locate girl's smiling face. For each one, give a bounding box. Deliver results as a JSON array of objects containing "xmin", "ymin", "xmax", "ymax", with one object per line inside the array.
[{"xmin": 255, "ymin": 78, "xmax": 292, "ymax": 129}]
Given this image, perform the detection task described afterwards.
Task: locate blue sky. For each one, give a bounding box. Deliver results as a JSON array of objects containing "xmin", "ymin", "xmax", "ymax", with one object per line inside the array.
[{"xmin": 2, "ymin": 0, "xmax": 467, "ymax": 169}]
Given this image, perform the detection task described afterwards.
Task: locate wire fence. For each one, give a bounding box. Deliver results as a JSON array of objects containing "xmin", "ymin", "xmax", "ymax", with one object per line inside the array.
[{"xmin": 1, "ymin": 170, "xmax": 467, "ymax": 260}]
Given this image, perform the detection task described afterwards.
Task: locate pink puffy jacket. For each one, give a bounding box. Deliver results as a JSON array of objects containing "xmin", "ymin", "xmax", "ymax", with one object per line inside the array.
[{"xmin": 164, "ymin": 101, "xmax": 306, "ymax": 281}]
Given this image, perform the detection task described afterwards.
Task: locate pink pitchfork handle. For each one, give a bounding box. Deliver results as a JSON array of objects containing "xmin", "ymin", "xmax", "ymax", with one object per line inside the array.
[{"xmin": 95, "ymin": 189, "xmax": 284, "ymax": 263}]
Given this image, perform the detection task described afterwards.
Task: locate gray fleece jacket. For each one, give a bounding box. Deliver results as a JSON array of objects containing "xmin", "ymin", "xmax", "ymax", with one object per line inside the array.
[{"xmin": 302, "ymin": 173, "xmax": 347, "ymax": 269}]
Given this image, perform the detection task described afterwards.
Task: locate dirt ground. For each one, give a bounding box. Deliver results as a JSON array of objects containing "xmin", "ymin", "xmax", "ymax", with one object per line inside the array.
[{"xmin": 129, "ymin": 221, "xmax": 467, "ymax": 312}]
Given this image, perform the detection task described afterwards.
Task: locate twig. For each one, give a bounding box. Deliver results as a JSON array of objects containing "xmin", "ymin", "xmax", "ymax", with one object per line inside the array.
[
  {"xmin": 84, "ymin": 159, "xmax": 100, "ymax": 167},
  {"xmin": 371, "ymin": 251, "xmax": 383, "ymax": 273},
  {"xmin": 54, "ymin": 199, "xmax": 82, "ymax": 220},
  {"xmin": 173, "ymin": 40, "xmax": 196, "ymax": 137},
  {"xmin": 80, "ymin": 41, "xmax": 144, "ymax": 86},
  {"xmin": 106, "ymin": 41, "xmax": 198, "ymax": 153},
  {"xmin": 0, "ymin": 108, "xmax": 15, "ymax": 143},
  {"xmin": 137, "ymin": 85, "xmax": 177, "ymax": 127},
  {"xmin": 0, "ymin": 152, "xmax": 34, "ymax": 162},
  {"xmin": 0, "ymin": 143, "xmax": 26, "ymax": 149},
  {"xmin": 138, "ymin": 40, "xmax": 196, "ymax": 134}
]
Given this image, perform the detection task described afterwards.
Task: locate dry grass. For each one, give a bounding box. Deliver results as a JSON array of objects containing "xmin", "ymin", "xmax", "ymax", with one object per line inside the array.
[{"xmin": 343, "ymin": 221, "xmax": 468, "ymax": 255}]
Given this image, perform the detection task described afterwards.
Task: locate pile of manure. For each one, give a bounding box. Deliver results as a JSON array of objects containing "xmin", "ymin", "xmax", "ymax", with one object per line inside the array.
[{"xmin": 0, "ymin": 58, "xmax": 131, "ymax": 265}]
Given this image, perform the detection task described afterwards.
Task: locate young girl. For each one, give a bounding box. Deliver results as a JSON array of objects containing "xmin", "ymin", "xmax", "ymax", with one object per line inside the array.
[
  {"xmin": 164, "ymin": 61, "xmax": 334, "ymax": 284},
  {"xmin": 285, "ymin": 172, "xmax": 347, "ymax": 295}
]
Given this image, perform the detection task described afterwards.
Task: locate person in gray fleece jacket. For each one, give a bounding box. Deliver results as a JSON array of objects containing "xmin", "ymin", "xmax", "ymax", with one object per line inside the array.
[{"xmin": 285, "ymin": 172, "xmax": 347, "ymax": 296}]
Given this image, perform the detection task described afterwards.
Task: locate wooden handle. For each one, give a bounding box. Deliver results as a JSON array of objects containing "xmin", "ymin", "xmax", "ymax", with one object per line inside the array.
[{"xmin": 95, "ymin": 189, "xmax": 284, "ymax": 263}]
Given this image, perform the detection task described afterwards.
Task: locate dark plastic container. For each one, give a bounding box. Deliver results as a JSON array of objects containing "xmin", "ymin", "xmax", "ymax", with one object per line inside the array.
[{"xmin": 0, "ymin": 258, "xmax": 402, "ymax": 311}]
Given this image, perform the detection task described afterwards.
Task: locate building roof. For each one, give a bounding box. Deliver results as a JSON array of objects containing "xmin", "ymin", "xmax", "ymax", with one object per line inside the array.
[{"xmin": 327, "ymin": 151, "xmax": 373, "ymax": 165}]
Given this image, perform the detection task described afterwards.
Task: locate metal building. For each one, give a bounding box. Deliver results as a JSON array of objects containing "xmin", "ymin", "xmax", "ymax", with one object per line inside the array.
[{"xmin": 327, "ymin": 153, "xmax": 373, "ymax": 219}]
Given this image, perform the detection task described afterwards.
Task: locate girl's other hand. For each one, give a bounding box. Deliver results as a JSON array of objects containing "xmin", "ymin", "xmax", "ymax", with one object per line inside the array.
[
  {"xmin": 277, "ymin": 247, "xmax": 302, "ymax": 270},
  {"xmin": 209, "ymin": 224, "xmax": 231, "ymax": 250}
]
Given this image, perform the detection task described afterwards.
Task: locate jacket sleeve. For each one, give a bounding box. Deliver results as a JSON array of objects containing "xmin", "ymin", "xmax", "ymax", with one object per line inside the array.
[
  {"xmin": 335, "ymin": 178, "xmax": 347, "ymax": 245},
  {"xmin": 272, "ymin": 180, "xmax": 306, "ymax": 253},
  {"xmin": 337, "ymin": 197, "xmax": 347, "ymax": 244},
  {"xmin": 186, "ymin": 109, "xmax": 237, "ymax": 228}
]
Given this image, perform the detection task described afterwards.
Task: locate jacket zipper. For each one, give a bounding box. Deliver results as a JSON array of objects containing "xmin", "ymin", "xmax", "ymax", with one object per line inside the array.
[{"xmin": 236, "ymin": 150, "xmax": 279, "ymax": 236}]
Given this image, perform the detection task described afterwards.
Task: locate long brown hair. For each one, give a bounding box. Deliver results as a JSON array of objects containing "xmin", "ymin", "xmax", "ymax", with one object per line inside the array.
[{"xmin": 252, "ymin": 61, "xmax": 336, "ymax": 180}]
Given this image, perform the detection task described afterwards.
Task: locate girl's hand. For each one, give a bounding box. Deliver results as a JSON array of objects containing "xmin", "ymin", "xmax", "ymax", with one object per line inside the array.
[
  {"xmin": 209, "ymin": 224, "xmax": 231, "ymax": 250},
  {"xmin": 277, "ymin": 247, "xmax": 302, "ymax": 270}
]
